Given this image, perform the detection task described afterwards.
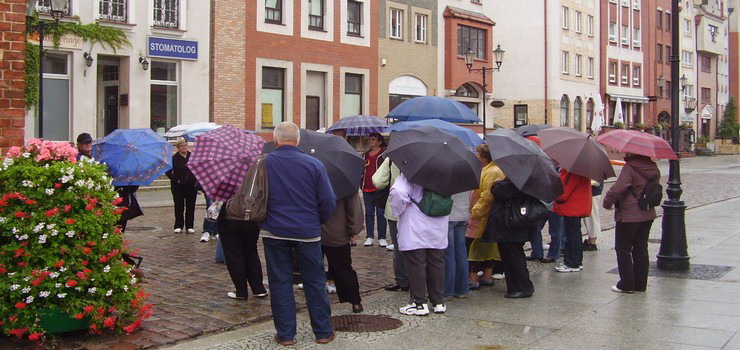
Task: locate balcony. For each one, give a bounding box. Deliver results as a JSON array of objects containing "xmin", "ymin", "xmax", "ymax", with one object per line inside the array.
[
  {"xmin": 695, "ymin": 15, "xmax": 724, "ymax": 56},
  {"xmin": 684, "ymin": 97, "xmax": 697, "ymax": 113}
]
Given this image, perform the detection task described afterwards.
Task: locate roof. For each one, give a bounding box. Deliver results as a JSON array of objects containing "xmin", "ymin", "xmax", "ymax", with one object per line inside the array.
[{"xmin": 443, "ymin": 6, "xmax": 496, "ymax": 26}]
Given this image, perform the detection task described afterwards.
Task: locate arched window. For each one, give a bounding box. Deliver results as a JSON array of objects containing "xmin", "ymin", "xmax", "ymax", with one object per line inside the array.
[
  {"xmin": 573, "ymin": 97, "xmax": 582, "ymax": 131},
  {"xmin": 452, "ymin": 83, "xmax": 481, "ymax": 115},
  {"xmin": 560, "ymin": 95, "xmax": 570, "ymax": 127},
  {"xmin": 455, "ymin": 83, "xmax": 479, "ymax": 98},
  {"xmin": 586, "ymin": 98, "xmax": 594, "ymax": 132}
]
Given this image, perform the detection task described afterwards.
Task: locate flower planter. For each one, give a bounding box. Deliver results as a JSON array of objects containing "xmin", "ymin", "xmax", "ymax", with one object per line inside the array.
[{"xmin": 37, "ymin": 309, "xmax": 90, "ymax": 334}]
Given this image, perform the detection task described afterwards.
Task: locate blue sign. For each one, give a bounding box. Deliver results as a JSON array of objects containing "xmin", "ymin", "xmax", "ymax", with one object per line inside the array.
[{"xmin": 148, "ymin": 37, "xmax": 198, "ymax": 60}]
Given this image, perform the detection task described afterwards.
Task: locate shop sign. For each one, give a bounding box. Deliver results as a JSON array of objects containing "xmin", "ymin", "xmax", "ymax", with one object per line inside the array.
[{"xmin": 148, "ymin": 37, "xmax": 198, "ymax": 60}]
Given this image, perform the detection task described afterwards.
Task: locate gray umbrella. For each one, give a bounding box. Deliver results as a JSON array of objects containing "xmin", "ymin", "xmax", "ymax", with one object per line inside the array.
[
  {"xmin": 515, "ymin": 124, "xmax": 552, "ymax": 137},
  {"xmin": 538, "ymin": 127, "xmax": 616, "ymax": 183},
  {"xmin": 485, "ymin": 129, "xmax": 563, "ymax": 203},
  {"xmin": 386, "ymin": 126, "xmax": 481, "ymax": 196}
]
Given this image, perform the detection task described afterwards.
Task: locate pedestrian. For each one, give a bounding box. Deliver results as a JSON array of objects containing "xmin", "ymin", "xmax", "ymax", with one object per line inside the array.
[
  {"xmin": 165, "ymin": 138, "xmax": 198, "ymax": 234},
  {"xmin": 468, "ymin": 144, "xmax": 505, "ymax": 288},
  {"xmin": 218, "ymin": 204, "xmax": 268, "ymax": 301},
  {"xmin": 260, "ymin": 122, "xmax": 337, "ymax": 346},
  {"xmin": 321, "ymin": 192, "xmax": 365, "ymax": 313},
  {"xmin": 603, "ymin": 153, "xmax": 660, "ymax": 293},
  {"xmin": 553, "ymin": 168, "xmax": 592, "ymax": 273},
  {"xmin": 445, "ymin": 191, "xmax": 471, "ymax": 299},
  {"xmin": 199, "ymin": 190, "xmax": 219, "ymax": 242},
  {"xmin": 482, "ymin": 178, "xmax": 535, "ymax": 298},
  {"xmin": 373, "ymin": 156, "xmax": 409, "ymax": 292},
  {"xmin": 361, "ymin": 132, "xmax": 388, "ymax": 247},
  {"xmin": 391, "ymin": 173, "xmax": 449, "ymax": 316},
  {"xmin": 583, "ymin": 180, "xmax": 603, "ymax": 251},
  {"xmin": 115, "ymin": 185, "xmax": 142, "ymax": 233},
  {"xmin": 75, "ymin": 132, "xmax": 93, "ymax": 161}
]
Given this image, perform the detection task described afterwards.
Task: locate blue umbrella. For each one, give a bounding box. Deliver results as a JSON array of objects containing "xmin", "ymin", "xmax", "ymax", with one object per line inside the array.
[
  {"xmin": 387, "ymin": 96, "xmax": 481, "ymax": 123},
  {"xmin": 92, "ymin": 128, "xmax": 173, "ymax": 186},
  {"xmin": 326, "ymin": 115, "xmax": 388, "ymax": 136},
  {"xmin": 385, "ymin": 119, "xmax": 483, "ymax": 147}
]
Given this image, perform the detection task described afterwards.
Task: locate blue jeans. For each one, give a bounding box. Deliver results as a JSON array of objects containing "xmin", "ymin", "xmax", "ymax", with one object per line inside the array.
[
  {"xmin": 445, "ymin": 221, "xmax": 469, "ymax": 297},
  {"xmin": 538, "ymin": 212, "xmax": 563, "ymax": 260},
  {"xmin": 203, "ymin": 195, "xmax": 219, "ymax": 234},
  {"xmin": 529, "ymin": 222, "xmax": 544, "ymax": 259},
  {"xmin": 362, "ymin": 192, "xmax": 386, "ymax": 239},
  {"xmin": 263, "ymin": 238, "xmax": 333, "ymax": 341},
  {"xmin": 214, "ymin": 236, "xmax": 225, "ymax": 263},
  {"xmin": 562, "ymin": 217, "xmax": 583, "ymax": 268}
]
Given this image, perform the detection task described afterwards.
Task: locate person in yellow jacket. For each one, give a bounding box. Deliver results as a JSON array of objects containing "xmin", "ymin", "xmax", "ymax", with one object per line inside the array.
[{"xmin": 467, "ymin": 144, "xmax": 505, "ymax": 288}]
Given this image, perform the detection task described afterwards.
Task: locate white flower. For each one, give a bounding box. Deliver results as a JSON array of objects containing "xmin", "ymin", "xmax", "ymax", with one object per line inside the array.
[
  {"xmin": 75, "ymin": 287, "xmax": 82, "ymax": 292},
  {"xmin": 66, "ymin": 167, "xmax": 75, "ymax": 175},
  {"xmin": 2, "ymin": 157, "xmax": 14, "ymax": 169},
  {"xmin": 103, "ymin": 265, "xmax": 110, "ymax": 273},
  {"xmin": 54, "ymin": 283, "xmax": 62, "ymax": 288},
  {"xmin": 33, "ymin": 223, "xmax": 44, "ymax": 233},
  {"xmin": 50, "ymin": 272, "xmax": 59, "ymax": 279},
  {"xmin": 39, "ymin": 291, "xmax": 50, "ymax": 298},
  {"xmin": 8, "ymin": 272, "xmax": 16, "ymax": 276},
  {"xmin": 17, "ymin": 234, "xmax": 28, "ymax": 241},
  {"xmin": 10, "ymin": 284, "xmax": 19, "ymax": 291},
  {"xmin": 21, "ymin": 180, "xmax": 34, "ymax": 187},
  {"xmin": 22, "ymin": 152, "xmax": 30, "ymax": 158},
  {"xmin": 123, "ymin": 286, "xmax": 128, "ymax": 291},
  {"xmin": 105, "ymin": 289, "xmax": 113, "ymax": 297},
  {"xmin": 57, "ymin": 293, "xmax": 66, "ymax": 298},
  {"xmin": 45, "ymin": 188, "xmax": 54, "ymax": 195},
  {"xmin": 25, "ymin": 296, "xmax": 34, "ymax": 304},
  {"xmin": 59, "ymin": 267, "xmax": 67, "ymax": 272},
  {"xmin": 11, "ymin": 227, "xmax": 18, "ymax": 234},
  {"xmin": 102, "ymin": 233, "xmax": 109, "ymax": 239},
  {"xmin": 46, "ymin": 223, "xmax": 56, "ymax": 229},
  {"xmin": 23, "ymin": 277, "xmax": 30, "ymax": 282},
  {"xmin": 0, "ymin": 217, "xmax": 6, "ymax": 223},
  {"xmin": 22, "ymin": 287, "xmax": 30, "ymax": 294},
  {"xmin": 65, "ymin": 231, "xmax": 75, "ymax": 238},
  {"xmin": 87, "ymin": 287, "xmax": 96, "ymax": 294},
  {"xmin": 50, "ymin": 229, "xmax": 59, "ymax": 236},
  {"xmin": 38, "ymin": 235, "xmax": 47, "ymax": 244}
]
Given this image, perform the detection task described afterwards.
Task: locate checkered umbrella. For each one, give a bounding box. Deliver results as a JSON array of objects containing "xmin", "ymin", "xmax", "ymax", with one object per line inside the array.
[
  {"xmin": 187, "ymin": 125, "xmax": 265, "ymax": 201},
  {"xmin": 326, "ymin": 115, "xmax": 388, "ymax": 136}
]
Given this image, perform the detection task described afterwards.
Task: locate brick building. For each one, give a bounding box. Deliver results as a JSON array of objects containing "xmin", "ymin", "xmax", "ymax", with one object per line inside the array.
[
  {"xmin": 643, "ymin": 0, "xmax": 673, "ymax": 127},
  {"xmin": 0, "ymin": 0, "xmax": 26, "ymax": 154}
]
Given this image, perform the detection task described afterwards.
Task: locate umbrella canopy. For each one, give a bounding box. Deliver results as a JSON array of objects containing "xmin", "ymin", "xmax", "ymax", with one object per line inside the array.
[
  {"xmin": 386, "ymin": 126, "xmax": 481, "ymax": 196},
  {"xmin": 163, "ymin": 122, "xmax": 218, "ymax": 138},
  {"xmin": 386, "ymin": 119, "xmax": 484, "ymax": 148},
  {"xmin": 326, "ymin": 115, "xmax": 388, "ymax": 136},
  {"xmin": 92, "ymin": 128, "xmax": 173, "ymax": 186},
  {"xmin": 485, "ymin": 129, "xmax": 563, "ymax": 202},
  {"xmin": 590, "ymin": 94, "xmax": 606, "ymax": 135},
  {"xmin": 263, "ymin": 129, "xmax": 364, "ymax": 200},
  {"xmin": 387, "ymin": 96, "xmax": 482, "ymax": 124},
  {"xmin": 596, "ymin": 129, "xmax": 678, "ymax": 160},
  {"xmin": 515, "ymin": 124, "xmax": 552, "ymax": 137},
  {"xmin": 538, "ymin": 127, "xmax": 616, "ymax": 182},
  {"xmin": 187, "ymin": 125, "xmax": 265, "ymax": 201},
  {"xmin": 182, "ymin": 124, "xmax": 222, "ymax": 142}
]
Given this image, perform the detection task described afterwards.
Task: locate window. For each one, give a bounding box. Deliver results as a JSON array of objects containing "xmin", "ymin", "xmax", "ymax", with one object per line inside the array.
[
  {"xmin": 41, "ymin": 52, "xmax": 70, "ymax": 141},
  {"xmin": 575, "ymin": 11, "xmax": 582, "ymax": 33},
  {"xmin": 701, "ymin": 55, "xmax": 711, "ymax": 72},
  {"xmin": 682, "ymin": 50, "xmax": 693, "ymax": 68},
  {"xmin": 684, "ymin": 85, "xmax": 693, "ymax": 99},
  {"xmin": 666, "ymin": 13, "xmax": 671, "ymax": 32},
  {"xmin": 666, "ymin": 81, "xmax": 672, "ymax": 99},
  {"xmin": 587, "ymin": 15, "xmax": 594, "ymax": 36},
  {"xmin": 632, "ymin": 65, "xmax": 641, "ymax": 86},
  {"xmin": 586, "ymin": 99, "xmax": 594, "ymax": 131},
  {"xmin": 153, "ymin": 0, "xmax": 178, "ymax": 28},
  {"xmin": 265, "ymin": 0, "xmax": 282, "ymax": 24},
  {"xmin": 633, "ymin": 28, "xmax": 640, "ymax": 47},
  {"xmin": 656, "ymin": 10, "xmax": 662, "ymax": 28},
  {"xmin": 561, "ymin": 51, "xmax": 569, "ymax": 74},
  {"xmin": 574, "ymin": 97, "xmax": 582, "ymax": 131},
  {"xmin": 701, "ymin": 88, "xmax": 711, "ymax": 104},
  {"xmin": 308, "ymin": 0, "xmax": 324, "ymax": 30},
  {"xmin": 562, "ymin": 7, "xmax": 569, "ymax": 29},
  {"xmin": 390, "ymin": 8, "xmax": 403, "ymax": 39},
  {"xmin": 684, "ymin": 19, "xmax": 691, "ymax": 36},
  {"xmin": 657, "ymin": 44, "xmax": 663, "ymax": 62},
  {"xmin": 261, "ymin": 67, "xmax": 285, "ymax": 128},
  {"xmin": 665, "ymin": 45, "xmax": 671, "ymax": 62},
  {"xmin": 37, "ymin": 0, "xmax": 70, "ymax": 16},
  {"xmin": 609, "ymin": 61, "xmax": 617, "ymax": 83},
  {"xmin": 150, "ymin": 61, "xmax": 178, "ymax": 132},
  {"xmin": 455, "ymin": 84, "xmax": 479, "ymax": 98},
  {"xmin": 99, "ymin": 0, "xmax": 126, "ymax": 22},
  {"xmin": 560, "ymin": 95, "xmax": 570, "ymax": 127},
  {"xmin": 457, "ymin": 25, "xmax": 486, "ymax": 59},
  {"xmin": 632, "ymin": 105, "xmax": 641, "ymax": 126},
  {"xmin": 621, "ymin": 24, "xmax": 629, "ymax": 44},
  {"xmin": 609, "ymin": 22, "xmax": 617, "ymax": 42},
  {"xmin": 575, "ymin": 54, "xmax": 582, "ymax": 77},
  {"xmin": 621, "ymin": 63, "xmax": 629, "ymax": 85},
  {"xmin": 347, "ymin": 0, "xmax": 362, "ymax": 36},
  {"xmin": 415, "ymin": 14, "xmax": 427, "ymax": 43},
  {"xmin": 709, "ymin": 24, "xmax": 719, "ymax": 42},
  {"xmin": 343, "ymin": 74, "xmax": 363, "ymax": 116},
  {"xmin": 587, "ymin": 57, "xmax": 594, "ymax": 79},
  {"xmin": 514, "ymin": 105, "xmax": 528, "ymax": 127}
]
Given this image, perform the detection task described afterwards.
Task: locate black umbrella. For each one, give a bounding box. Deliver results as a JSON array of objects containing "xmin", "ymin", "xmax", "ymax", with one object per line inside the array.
[
  {"xmin": 485, "ymin": 129, "xmax": 563, "ymax": 203},
  {"xmin": 515, "ymin": 124, "xmax": 552, "ymax": 137},
  {"xmin": 263, "ymin": 129, "xmax": 364, "ymax": 200},
  {"xmin": 386, "ymin": 126, "xmax": 481, "ymax": 196}
]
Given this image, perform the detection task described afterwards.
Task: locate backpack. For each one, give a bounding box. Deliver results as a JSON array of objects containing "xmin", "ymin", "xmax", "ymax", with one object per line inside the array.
[
  {"xmin": 412, "ymin": 188, "xmax": 453, "ymax": 217},
  {"xmin": 630, "ymin": 169, "xmax": 662, "ymax": 211},
  {"xmin": 225, "ymin": 155, "xmax": 269, "ymax": 221}
]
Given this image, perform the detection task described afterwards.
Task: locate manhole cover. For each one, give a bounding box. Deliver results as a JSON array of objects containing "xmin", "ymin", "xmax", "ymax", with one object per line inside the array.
[
  {"xmin": 607, "ymin": 262, "xmax": 734, "ymax": 280},
  {"xmin": 125, "ymin": 226, "xmax": 158, "ymax": 232},
  {"xmin": 331, "ymin": 314, "xmax": 403, "ymax": 333},
  {"xmin": 648, "ymin": 238, "xmax": 661, "ymax": 244}
]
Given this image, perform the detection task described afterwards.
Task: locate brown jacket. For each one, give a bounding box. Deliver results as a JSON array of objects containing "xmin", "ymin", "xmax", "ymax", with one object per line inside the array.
[
  {"xmin": 320, "ymin": 192, "xmax": 364, "ymax": 247},
  {"xmin": 603, "ymin": 155, "xmax": 660, "ymax": 223}
]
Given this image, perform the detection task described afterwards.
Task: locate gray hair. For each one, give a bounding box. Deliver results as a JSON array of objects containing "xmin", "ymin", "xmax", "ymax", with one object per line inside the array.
[{"xmin": 273, "ymin": 122, "xmax": 300, "ymax": 144}]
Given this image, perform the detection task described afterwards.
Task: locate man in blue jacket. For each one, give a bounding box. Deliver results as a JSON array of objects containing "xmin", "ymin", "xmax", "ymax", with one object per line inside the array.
[{"xmin": 261, "ymin": 122, "xmax": 337, "ymax": 346}]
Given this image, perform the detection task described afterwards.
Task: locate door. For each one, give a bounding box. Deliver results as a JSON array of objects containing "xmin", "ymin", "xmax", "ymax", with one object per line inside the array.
[
  {"xmin": 97, "ymin": 60, "xmax": 120, "ymax": 137},
  {"xmin": 306, "ymin": 96, "xmax": 320, "ymax": 131},
  {"xmin": 104, "ymin": 86, "xmax": 119, "ymax": 135}
]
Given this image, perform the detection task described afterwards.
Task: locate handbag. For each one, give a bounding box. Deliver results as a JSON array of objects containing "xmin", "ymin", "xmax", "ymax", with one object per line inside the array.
[
  {"xmin": 501, "ymin": 194, "xmax": 548, "ymax": 229},
  {"xmin": 225, "ymin": 155, "xmax": 268, "ymax": 221},
  {"xmin": 370, "ymin": 159, "xmax": 392, "ymax": 208}
]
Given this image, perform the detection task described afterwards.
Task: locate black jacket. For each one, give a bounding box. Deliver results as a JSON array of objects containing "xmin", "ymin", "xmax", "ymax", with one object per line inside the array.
[
  {"xmin": 166, "ymin": 152, "xmax": 197, "ymax": 188},
  {"xmin": 481, "ymin": 178, "xmax": 537, "ymax": 243}
]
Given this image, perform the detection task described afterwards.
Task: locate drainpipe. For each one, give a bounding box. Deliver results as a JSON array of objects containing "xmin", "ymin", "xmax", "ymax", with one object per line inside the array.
[{"xmin": 544, "ymin": 0, "xmax": 548, "ymax": 124}]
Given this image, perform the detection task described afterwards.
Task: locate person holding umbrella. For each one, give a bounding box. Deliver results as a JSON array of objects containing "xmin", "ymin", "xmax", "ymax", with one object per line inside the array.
[
  {"xmin": 75, "ymin": 132, "xmax": 94, "ymax": 160},
  {"xmin": 361, "ymin": 132, "xmax": 388, "ymax": 247},
  {"xmin": 166, "ymin": 138, "xmax": 198, "ymax": 234}
]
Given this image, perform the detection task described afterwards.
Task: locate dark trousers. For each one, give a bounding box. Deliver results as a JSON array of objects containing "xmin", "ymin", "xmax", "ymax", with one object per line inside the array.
[
  {"xmin": 389, "ymin": 220, "xmax": 409, "ymax": 288},
  {"xmin": 403, "ymin": 249, "xmax": 445, "ymax": 306},
  {"xmin": 172, "ymin": 184, "xmax": 197, "ymax": 229},
  {"xmin": 498, "ymin": 242, "xmax": 534, "ymax": 294},
  {"xmin": 562, "ymin": 216, "xmax": 584, "ymax": 268},
  {"xmin": 615, "ymin": 220, "xmax": 653, "ymax": 292},
  {"xmin": 217, "ymin": 219, "xmax": 266, "ymax": 298},
  {"xmin": 323, "ymin": 244, "xmax": 361, "ymax": 305}
]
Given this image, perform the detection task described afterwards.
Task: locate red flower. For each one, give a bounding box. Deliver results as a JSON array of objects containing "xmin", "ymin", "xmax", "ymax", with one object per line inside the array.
[
  {"xmin": 13, "ymin": 249, "xmax": 23, "ymax": 258},
  {"xmin": 45, "ymin": 208, "xmax": 59, "ymax": 217},
  {"xmin": 28, "ymin": 333, "xmax": 42, "ymax": 341},
  {"xmin": 81, "ymin": 260, "xmax": 89, "ymax": 266},
  {"xmin": 95, "ymin": 210, "xmax": 102, "ymax": 217},
  {"xmin": 24, "ymin": 199, "xmax": 36, "ymax": 205},
  {"xmin": 15, "ymin": 302, "xmax": 26, "ymax": 309},
  {"xmin": 87, "ymin": 241, "xmax": 96, "ymax": 247},
  {"xmin": 66, "ymin": 280, "xmax": 78, "ymax": 287},
  {"xmin": 8, "ymin": 328, "xmax": 27, "ymax": 339},
  {"xmin": 54, "ymin": 260, "xmax": 65, "ymax": 268},
  {"xmin": 63, "ymin": 204, "xmax": 71, "ymax": 212},
  {"xmin": 83, "ymin": 305, "xmax": 94, "ymax": 314},
  {"xmin": 112, "ymin": 197, "xmax": 123, "ymax": 205},
  {"xmin": 0, "ymin": 200, "xmax": 6, "ymax": 206},
  {"xmin": 113, "ymin": 207, "xmax": 127, "ymax": 215},
  {"xmin": 54, "ymin": 183, "xmax": 62, "ymax": 188},
  {"xmin": 82, "ymin": 247, "xmax": 92, "ymax": 255},
  {"xmin": 65, "ymin": 219, "xmax": 76, "ymax": 225},
  {"xmin": 114, "ymin": 227, "xmax": 122, "ymax": 235},
  {"xmin": 14, "ymin": 211, "xmax": 25, "ymax": 218},
  {"xmin": 74, "ymin": 313, "xmax": 84, "ymax": 320},
  {"xmin": 31, "ymin": 278, "xmax": 44, "ymax": 286},
  {"xmin": 89, "ymin": 323, "xmax": 98, "ymax": 331},
  {"xmin": 0, "ymin": 266, "xmax": 7, "ymax": 274},
  {"xmin": 99, "ymin": 256, "xmax": 109, "ymax": 263},
  {"xmin": 76, "ymin": 272, "xmax": 86, "ymax": 279},
  {"xmin": 103, "ymin": 316, "xmax": 116, "ymax": 328},
  {"xmin": 17, "ymin": 262, "xmax": 26, "ymax": 267},
  {"xmin": 83, "ymin": 268, "xmax": 92, "ymax": 275}
]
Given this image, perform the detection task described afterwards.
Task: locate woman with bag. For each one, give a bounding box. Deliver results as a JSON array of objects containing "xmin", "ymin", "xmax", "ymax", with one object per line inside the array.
[{"xmin": 165, "ymin": 138, "xmax": 198, "ymax": 234}]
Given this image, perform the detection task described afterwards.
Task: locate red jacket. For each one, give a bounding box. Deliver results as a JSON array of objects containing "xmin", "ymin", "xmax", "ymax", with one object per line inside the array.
[{"xmin": 552, "ymin": 170, "xmax": 592, "ymax": 218}]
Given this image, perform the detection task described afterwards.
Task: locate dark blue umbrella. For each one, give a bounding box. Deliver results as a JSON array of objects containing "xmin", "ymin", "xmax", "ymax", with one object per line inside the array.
[
  {"xmin": 387, "ymin": 96, "xmax": 481, "ymax": 123},
  {"xmin": 326, "ymin": 115, "xmax": 388, "ymax": 136},
  {"xmin": 386, "ymin": 119, "xmax": 483, "ymax": 147},
  {"xmin": 92, "ymin": 128, "xmax": 173, "ymax": 186}
]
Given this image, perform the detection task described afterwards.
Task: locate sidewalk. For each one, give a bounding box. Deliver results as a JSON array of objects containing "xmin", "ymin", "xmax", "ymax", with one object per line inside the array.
[{"xmin": 167, "ymin": 197, "xmax": 740, "ymax": 350}]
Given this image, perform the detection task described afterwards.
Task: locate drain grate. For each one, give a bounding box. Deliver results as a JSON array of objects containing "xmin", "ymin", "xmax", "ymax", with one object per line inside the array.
[
  {"xmin": 607, "ymin": 262, "xmax": 734, "ymax": 280},
  {"xmin": 124, "ymin": 226, "xmax": 158, "ymax": 232},
  {"xmin": 331, "ymin": 314, "xmax": 403, "ymax": 333}
]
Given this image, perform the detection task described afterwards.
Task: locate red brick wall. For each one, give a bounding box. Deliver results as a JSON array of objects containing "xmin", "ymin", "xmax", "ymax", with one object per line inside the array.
[
  {"xmin": 643, "ymin": 0, "xmax": 672, "ymax": 126},
  {"xmin": 0, "ymin": 0, "xmax": 26, "ymax": 154},
  {"xmin": 443, "ymin": 15, "xmax": 494, "ymax": 92}
]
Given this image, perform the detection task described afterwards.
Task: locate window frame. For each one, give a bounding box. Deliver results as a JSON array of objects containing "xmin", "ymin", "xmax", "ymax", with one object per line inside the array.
[
  {"xmin": 632, "ymin": 65, "xmax": 641, "ymax": 87},
  {"xmin": 457, "ymin": 25, "xmax": 487, "ymax": 60},
  {"xmin": 621, "ymin": 24, "xmax": 629, "ymax": 45},
  {"xmin": 684, "ymin": 19, "xmax": 692, "ymax": 37},
  {"xmin": 575, "ymin": 11, "xmax": 582, "ymax": 33},
  {"xmin": 656, "ymin": 10, "xmax": 662, "ymax": 28},
  {"xmin": 633, "ymin": 27, "xmax": 641, "ymax": 47},
  {"xmin": 514, "ymin": 104, "xmax": 528, "ymax": 127},
  {"xmin": 153, "ymin": 0, "xmax": 179, "ymax": 28},
  {"xmin": 261, "ymin": 66, "xmax": 286, "ymax": 127},
  {"xmin": 414, "ymin": 13, "xmax": 428, "ymax": 43},
  {"xmin": 561, "ymin": 51, "xmax": 569, "ymax": 75},
  {"xmin": 682, "ymin": 50, "xmax": 693, "ymax": 68},
  {"xmin": 343, "ymin": 73, "xmax": 364, "ymax": 116},
  {"xmin": 609, "ymin": 61, "xmax": 617, "ymax": 84},
  {"xmin": 657, "ymin": 44, "xmax": 663, "ymax": 62},
  {"xmin": 701, "ymin": 87, "xmax": 711, "ymax": 104},
  {"xmin": 587, "ymin": 57, "xmax": 594, "ymax": 79},
  {"xmin": 347, "ymin": 0, "xmax": 362, "ymax": 37},
  {"xmin": 609, "ymin": 22, "xmax": 617, "ymax": 42},
  {"xmin": 562, "ymin": 6, "xmax": 569, "ymax": 30},
  {"xmin": 621, "ymin": 63, "xmax": 630, "ymax": 85},
  {"xmin": 99, "ymin": 0, "xmax": 127, "ymax": 23},
  {"xmin": 149, "ymin": 60, "xmax": 180, "ymax": 132},
  {"xmin": 587, "ymin": 15, "xmax": 594, "ymax": 36},
  {"xmin": 308, "ymin": 0, "xmax": 324, "ymax": 31},
  {"xmin": 389, "ymin": 8, "xmax": 403, "ymax": 40},
  {"xmin": 701, "ymin": 55, "xmax": 711, "ymax": 72},
  {"xmin": 575, "ymin": 54, "xmax": 582, "ymax": 77},
  {"xmin": 265, "ymin": 0, "xmax": 283, "ymax": 24}
]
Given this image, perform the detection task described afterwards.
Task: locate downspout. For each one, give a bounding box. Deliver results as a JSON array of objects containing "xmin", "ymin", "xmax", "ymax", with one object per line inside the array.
[{"xmin": 544, "ymin": 0, "xmax": 548, "ymax": 124}]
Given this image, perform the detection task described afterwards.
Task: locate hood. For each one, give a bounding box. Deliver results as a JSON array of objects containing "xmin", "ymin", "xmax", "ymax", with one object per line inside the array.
[{"xmin": 626, "ymin": 155, "xmax": 660, "ymax": 180}]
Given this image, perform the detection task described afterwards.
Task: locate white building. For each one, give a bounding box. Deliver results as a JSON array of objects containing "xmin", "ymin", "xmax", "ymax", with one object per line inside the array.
[{"xmin": 26, "ymin": 0, "xmax": 210, "ymax": 142}]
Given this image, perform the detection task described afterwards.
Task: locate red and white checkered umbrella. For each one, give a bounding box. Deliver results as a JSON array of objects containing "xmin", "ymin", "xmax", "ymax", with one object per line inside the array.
[{"xmin": 187, "ymin": 125, "xmax": 265, "ymax": 201}]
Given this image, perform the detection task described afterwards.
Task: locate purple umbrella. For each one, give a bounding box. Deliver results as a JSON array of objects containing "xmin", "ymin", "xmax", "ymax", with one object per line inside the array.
[
  {"xmin": 187, "ymin": 125, "xmax": 265, "ymax": 201},
  {"xmin": 326, "ymin": 115, "xmax": 388, "ymax": 136}
]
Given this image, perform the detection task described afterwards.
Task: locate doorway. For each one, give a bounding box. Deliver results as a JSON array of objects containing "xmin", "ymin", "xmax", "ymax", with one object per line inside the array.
[
  {"xmin": 97, "ymin": 57, "xmax": 120, "ymax": 137},
  {"xmin": 306, "ymin": 96, "xmax": 320, "ymax": 131}
]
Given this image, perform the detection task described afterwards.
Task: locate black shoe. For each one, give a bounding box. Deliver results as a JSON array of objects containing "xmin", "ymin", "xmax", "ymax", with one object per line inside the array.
[
  {"xmin": 539, "ymin": 258, "xmax": 556, "ymax": 263},
  {"xmin": 352, "ymin": 304, "xmax": 364, "ymax": 313},
  {"xmin": 583, "ymin": 239, "xmax": 598, "ymax": 251},
  {"xmin": 384, "ymin": 284, "xmax": 409, "ymax": 291},
  {"xmin": 505, "ymin": 290, "xmax": 534, "ymax": 299},
  {"xmin": 526, "ymin": 256, "xmax": 543, "ymax": 261}
]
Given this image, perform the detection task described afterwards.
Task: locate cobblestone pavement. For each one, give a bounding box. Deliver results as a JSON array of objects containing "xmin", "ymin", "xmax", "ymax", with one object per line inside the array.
[{"xmin": 2, "ymin": 156, "xmax": 738, "ymax": 349}]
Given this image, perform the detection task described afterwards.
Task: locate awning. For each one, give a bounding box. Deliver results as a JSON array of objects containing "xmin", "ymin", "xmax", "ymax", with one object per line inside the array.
[{"xmin": 608, "ymin": 94, "xmax": 650, "ymax": 104}]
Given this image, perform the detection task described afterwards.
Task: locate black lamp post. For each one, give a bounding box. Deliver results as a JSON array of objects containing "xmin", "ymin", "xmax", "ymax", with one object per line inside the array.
[
  {"xmin": 464, "ymin": 44, "xmax": 505, "ymax": 135},
  {"xmin": 657, "ymin": 0, "xmax": 690, "ymax": 271},
  {"xmin": 26, "ymin": 0, "xmax": 66, "ymax": 139}
]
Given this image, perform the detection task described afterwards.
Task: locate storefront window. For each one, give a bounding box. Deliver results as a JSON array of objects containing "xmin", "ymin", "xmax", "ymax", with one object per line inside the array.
[
  {"xmin": 42, "ymin": 52, "xmax": 70, "ymax": 141},
  {"xmin": 343, "ymin": 73, "xmax": 363, "ymax": 116},
  {"xmin": 150, "ymin": 61, "xmax": 178, "ymax": 134},
  {"xmin": 261, "ymin": 67, "xmax": 285, "ymax": 128}
]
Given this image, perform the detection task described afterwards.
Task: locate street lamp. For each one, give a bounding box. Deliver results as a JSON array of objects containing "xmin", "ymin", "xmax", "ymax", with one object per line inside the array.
[
  {"xmin": 83, "ymin": 52, "xmax": 94, "ymax": 68},
  {"xmin": 139, "ymin": 56, "xmax": 150, "ymax": 71},
  {"xmin": 26, "ymin": 0, "xmax": 67, "ymax": 139},
  {"xmin": 657, "ymin": 0, "xmax": 690, "ymax": 271},
  {"xmin": 464, "ymin": 44, "xmax": 505, "ymax": 135}
]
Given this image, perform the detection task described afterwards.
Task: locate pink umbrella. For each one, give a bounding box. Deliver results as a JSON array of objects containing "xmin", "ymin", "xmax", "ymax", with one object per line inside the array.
[
  {"xmin": 596, "ymin": 129, "xmax": 678, "ymax": 160},
  {"xmin": 187, "ymin": 125, "xmax": 265, "ymax": 201}
]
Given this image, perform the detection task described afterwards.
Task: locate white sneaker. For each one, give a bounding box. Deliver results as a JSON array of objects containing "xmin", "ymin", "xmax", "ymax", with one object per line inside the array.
[
  {"xmin": 364, "ymin": 238, "xmax": 373, "ymax": 246},
  {"xmin": 200, "ymin": 232, "xmax": 211, "ymax": 242},
  {"xmin": 399, "ymin": 303, "xmax": 429, "ymax": 316},
  {"xmin": 611, "ymin": 285, "xmax": 633, "ymax": 294},
  {"xmin": 386, "ymin": 244, "xmax": 395, "ymax": 251},
  {"xmin": 492, "ymin": 273, "xmax": 505, "ymax": 280},
  {"xmin": 555, "ymin": 264, "xmax": 582, "ymax": 273},
  {"xmin": 326, "ymin": 284, "xmax": 337, "ymax": 294},
  {"xmin": 187, "ymin": 228, "xmax": 196, "ymax": 234},
  {"xmin": 378, "ymin": 239, "xmax": 388, "ymax": 247},
  {"xmin": 433, "ymin": 304, "xmax": 447, "ymax": 314},
  {"xmin": 173, "ymin": 228, "xmax": 182, "ymax": 234},
  {"xmin": 255, "ymin": 291, "xmax": 269, "ymax": 297}
]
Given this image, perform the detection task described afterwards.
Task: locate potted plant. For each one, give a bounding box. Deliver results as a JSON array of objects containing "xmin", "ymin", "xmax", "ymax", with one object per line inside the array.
[
  {"xmin": 0, "ymin": 140, "xmax": 152, "ymax": 342},
  {"xmin": 613, "ymin": 121, "xmax": 625, "ymax": 129}
]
